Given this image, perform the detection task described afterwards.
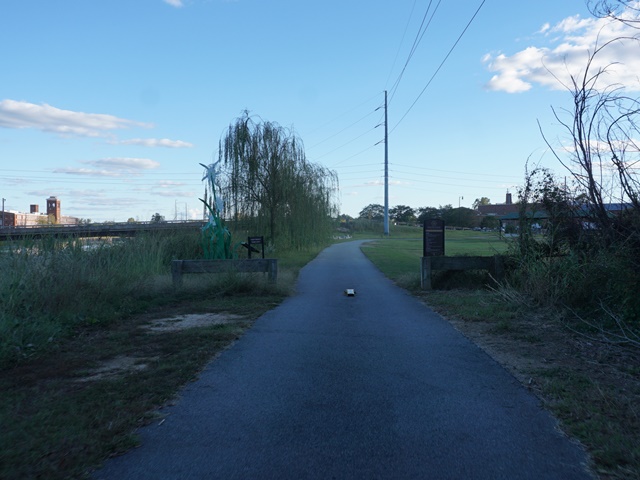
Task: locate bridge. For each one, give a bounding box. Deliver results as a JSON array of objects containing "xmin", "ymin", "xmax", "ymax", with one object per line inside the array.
[{"xmin": 0, "ymin": 220, "xmax": 206, "ymax": 241}]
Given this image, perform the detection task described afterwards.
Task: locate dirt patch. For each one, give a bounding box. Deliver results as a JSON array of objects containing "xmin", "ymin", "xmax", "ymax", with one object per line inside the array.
[
  {"xmin": 144, "ymin": 313, "xmax": 245, "ymax": 333},
  {"xmin": 443, "ymin": 312, "xmax": 563, "ymax": 387},
  {"xmin": 74, "ymin": 313, "xmax": 246, "ymax": 382},
  {"xmin": 77, "ymin": 355, "xmax": 155, "ymax": 382},
  {"xmin": 424, "ymin": 293, "xmax": 640, "ymax": 479}
]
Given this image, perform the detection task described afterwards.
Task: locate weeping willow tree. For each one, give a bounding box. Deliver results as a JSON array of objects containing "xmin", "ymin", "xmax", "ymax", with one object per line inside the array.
[{"xmin": 219, "ymin": 112, "xmax": 339, "ymax": 250}]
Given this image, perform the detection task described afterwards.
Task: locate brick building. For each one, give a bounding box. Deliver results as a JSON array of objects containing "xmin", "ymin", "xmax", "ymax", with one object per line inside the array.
[
  {"xmin": 0, "ymin": 196, "xmax": 78, "ymax": 227},
  {"xmin": 476, "ymin": 192, "xmax": 520, "ymax": 218}
]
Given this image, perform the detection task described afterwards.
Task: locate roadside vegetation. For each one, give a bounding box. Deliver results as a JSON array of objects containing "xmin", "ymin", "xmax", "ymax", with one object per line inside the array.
[
  {"xmin": 2, "ymin": 223, "xmax": 639, "ymax": 479},
  {"xmin": 0, "ymin": 230, "xmax": 323, "ymax": 480},
  {"xmin": 362, "ymin": 228, "xmax": 640, "ymax": 479}
]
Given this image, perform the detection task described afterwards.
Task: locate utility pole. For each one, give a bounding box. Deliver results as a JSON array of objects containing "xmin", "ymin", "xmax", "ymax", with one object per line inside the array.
[
  {"xmin": 1, "ymin": 198, "xmax": 5, "ymax": 227},
  {"xmin": 384, "ymin": 90, "xmax": 389, "ymax": 236}
]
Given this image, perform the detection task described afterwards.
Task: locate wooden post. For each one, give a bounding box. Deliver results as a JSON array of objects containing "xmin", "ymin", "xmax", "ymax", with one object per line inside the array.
[
  {"xmin": 172, "ymin": 260, "xmax": 184, "ymax": 288},
  {"xmin": 493, "ymin": 255, "xmax": 505, "ymax": 283},
  {"xmin": 267, "ymin": 259, "xmax": 277, "ymax": 283},
  {"xmin": 420, "ymin": 255, "xmax": 506, "ymax": 290},
  {"xmin": 421, "ymin": 256, "xmax": 432, "ymax": 290}
]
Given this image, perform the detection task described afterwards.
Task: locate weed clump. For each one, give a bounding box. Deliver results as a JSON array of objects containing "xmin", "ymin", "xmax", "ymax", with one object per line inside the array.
[{"xmin": 0, "ymin": 230, "xmax": 219, "ymax": 366}]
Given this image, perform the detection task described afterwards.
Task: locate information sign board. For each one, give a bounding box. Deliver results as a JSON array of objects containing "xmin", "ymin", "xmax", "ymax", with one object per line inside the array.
[
  {"xmin": 423, "ymin": 219, "xmax": 445, "ymax": 257},
  {"xmin": 247, "ymin": 236, "xmax": 265, "ymax": 259}
]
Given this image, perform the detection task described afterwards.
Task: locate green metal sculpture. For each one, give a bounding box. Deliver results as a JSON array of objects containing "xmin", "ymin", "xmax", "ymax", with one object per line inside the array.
[{"xmin": 200, "ymin": 161, "xmax": 234, "ymax": 259}]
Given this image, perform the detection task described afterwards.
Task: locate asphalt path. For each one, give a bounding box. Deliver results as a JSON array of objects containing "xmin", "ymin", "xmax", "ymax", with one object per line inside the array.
[{"xmin": 95, "ymin": 240, "xmax": 593, "ymax": 479}]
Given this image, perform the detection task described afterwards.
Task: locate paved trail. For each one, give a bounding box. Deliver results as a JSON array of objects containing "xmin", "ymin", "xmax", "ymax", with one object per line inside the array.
[{"xmin": 96, "ymin": 241, "xmax": 592, "ymax": 479}]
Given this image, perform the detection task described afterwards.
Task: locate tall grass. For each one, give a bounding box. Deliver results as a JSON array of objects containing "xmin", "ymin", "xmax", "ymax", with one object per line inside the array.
[
  {"xmin": 504, "ymin": 235, "xmax": 640, "ymax": 346},
  {"xmin": 0, "ymin": 231, "xmax": 203, "ymax": 367}
]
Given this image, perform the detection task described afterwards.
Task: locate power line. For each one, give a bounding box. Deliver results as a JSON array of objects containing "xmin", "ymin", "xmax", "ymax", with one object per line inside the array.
[
  {"xmin": 331, "ymin": 162, "xmax": 380, "ymax": 170},
  {"xmin": 306, "ymin": 109, "xmax": 379, "ymax": 151},
  {"xmin": 311, "ymin": 126, "xmax": 380, "ymax": 163},
  {"xmin": 384, "ymin": 0, "xmax": 419, "ymax": 90},
  {"xmin": 389, "ymin": 174, "xmax": 512, "ymax": 190},
  {"xmin": 0, "ymin": 168, "xmax": 202, "ymax": 177},
  {"xmin": 390, "ymin": 169, "xmax": 516, "ymax": 186},
  {"xmin": 391, "ymin": 163, "xmax": 522, "ymax": 179},
  {"xmin": 0, "ymin": 175, "xmax": 202, "ymax": 187},
  {"xmin": 304, "ymin": 92, "xmax": 382, "ymax": 137},
  {"xmin": 391, "ymin": 0, "xmax": 487, "ymax": 133},
  {"xmin": 388, "ymin": 0, "xmax": 443, "ymax": 104}
]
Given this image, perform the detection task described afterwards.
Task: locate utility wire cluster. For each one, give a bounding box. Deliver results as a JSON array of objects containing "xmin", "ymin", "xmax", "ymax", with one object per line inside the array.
[
  {"xmin": 2, "ymin": 1, "xmax": 490, "ymax": 213},
  {"xmin": 303, "ymin": 0, "xmax": 489, "ymax": 205}
]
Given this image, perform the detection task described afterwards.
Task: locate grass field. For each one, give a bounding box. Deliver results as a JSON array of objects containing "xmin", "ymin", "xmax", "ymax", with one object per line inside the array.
[
  {"xmin": 359, "ymin": 228, "xmax": 510, "ymax": 288},
  {"xmin": 360, "ymin": 229, "xmax": 640, "ymax": 479}
]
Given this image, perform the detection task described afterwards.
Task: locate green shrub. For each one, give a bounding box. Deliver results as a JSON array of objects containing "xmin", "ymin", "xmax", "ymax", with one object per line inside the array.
[{"xmin": 0, "ymin": 231, "xmax": 203, "ymax": 367}]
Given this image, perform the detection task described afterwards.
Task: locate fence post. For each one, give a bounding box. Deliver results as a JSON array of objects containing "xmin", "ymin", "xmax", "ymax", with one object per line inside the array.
[
  {"xmin": 421, "ymin": 257, "xmax": 432, "ymax": 290},
  {"xmin": 267, "ymin": 259, "xmax": 278, "ymax": 283},
  {"xmin": 171, "ymin": 260, "xmax": 184, "ymax": 288},
  {"xmin": 493, "ymin": 255, "xmax": 505, "ymax": 283}
]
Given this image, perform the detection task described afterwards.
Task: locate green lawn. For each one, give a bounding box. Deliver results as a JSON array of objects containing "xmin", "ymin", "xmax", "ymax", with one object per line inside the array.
[
  {"xmin": 360, "ymin": 228, "xmax": 640, "ymax": 479},
  {"xmin": 359, "ymin": 229, "xmax": 509, "ymax": 284},
  {"xmin": 443, "ymin": 229, "xmax": 510, "ymax": 256}
]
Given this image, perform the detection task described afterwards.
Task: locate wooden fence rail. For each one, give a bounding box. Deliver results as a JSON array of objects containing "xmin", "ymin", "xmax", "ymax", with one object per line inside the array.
[
  {"xmin": 171, "ymin": 259, "xmax": 278, "ymax": 287},
  {"xmin": 421, "ymin": 255, "xmax": 505, "ymax": 290}
]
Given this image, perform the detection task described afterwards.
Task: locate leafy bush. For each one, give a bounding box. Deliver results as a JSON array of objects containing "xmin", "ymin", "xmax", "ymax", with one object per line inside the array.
[
  {"xmin": 0, "ymin": 230, "xmax": 203, "ymax": 366},
  {"xmin": 507, "ymin": 167, "xmax": 640, "ymax": 343}
]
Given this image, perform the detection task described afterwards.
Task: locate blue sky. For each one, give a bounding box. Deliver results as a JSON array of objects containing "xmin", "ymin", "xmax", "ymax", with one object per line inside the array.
[{"xmin": 1, "ymin": 0, "xmax": 639, "ymax": 222}]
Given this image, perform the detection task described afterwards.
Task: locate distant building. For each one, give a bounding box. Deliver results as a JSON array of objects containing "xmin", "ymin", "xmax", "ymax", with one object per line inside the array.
[
  {"xmin": 0, "ymin": 196, "xmax": 78, "ymax": 227},
  {"xmin": 476, "ymin": 192, "xmax": 519, "ymax": 217}
]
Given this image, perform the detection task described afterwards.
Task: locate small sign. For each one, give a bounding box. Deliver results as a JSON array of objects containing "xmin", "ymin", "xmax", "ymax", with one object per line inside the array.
[
  {"xmin": 423, "ymin": 219, "xmax": 445, "ymax": 257},
  {"xmin": 247, "ymin": 236, "xmax": 264, "ymax": 259}
]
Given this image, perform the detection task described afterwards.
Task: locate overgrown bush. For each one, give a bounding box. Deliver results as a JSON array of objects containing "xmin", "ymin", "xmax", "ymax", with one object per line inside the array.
[
  {"xmin": 0, "ymin": 230, "xmax": 203, "ymax": 366},
  {"xmin": 507, "ymin": 168, "xmax": 640, "ymax": 345}
]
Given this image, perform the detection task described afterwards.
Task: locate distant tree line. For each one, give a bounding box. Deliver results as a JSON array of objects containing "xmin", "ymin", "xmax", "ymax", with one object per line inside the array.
[{"xmin": 352, "ymin": 200, "xmax": 499, "ymax": 230}]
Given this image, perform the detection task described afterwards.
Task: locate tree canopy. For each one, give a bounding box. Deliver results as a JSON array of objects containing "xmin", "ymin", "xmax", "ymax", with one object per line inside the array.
[
  {"xmin": 473, "ymin": 197, "xmax": 491, "ymax": 209},
  {"xmin": 218, "ymin": 112, "xmax": 338, "ymax": 249},
  {"xmin": 358, "ymin": 204, "xmax": 385, "ymax": 220},
  {"xmin": 389, "ymin": 205, "xmax": 415, "ymax": 224}
]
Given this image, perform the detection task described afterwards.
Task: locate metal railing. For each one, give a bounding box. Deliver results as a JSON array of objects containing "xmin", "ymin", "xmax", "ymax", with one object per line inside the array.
[{"xmin": 0, "ymin": 220, "xmax": 205, "ymax": 241}]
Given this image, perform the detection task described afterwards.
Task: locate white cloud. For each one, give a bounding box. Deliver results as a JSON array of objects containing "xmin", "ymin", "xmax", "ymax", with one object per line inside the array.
[
  {"xmin": 53, "ymin": 157, "xmax": 160, "ymax": 177},
  {"xmin": 484, "ymin": 7, "xmax": 640, "ymax": 93},
  {"xmin": 87, "ymin": 157, "xmax": 160, "ymax": 170},
  {"xmin": 53, "ymin": 168, "xmax": 123, "ymax": 177},
  {"xmin": 75, "ymin": 196, "xmax": 144, "ymax": 207},
  {"xmin": 153, "ymin": 180, "xmax": 194, "ymax": 198},
  {"xmin": 152, "ymin": 190, "xmax": 194, "ymax": 198},
  {"xmin": 363, "ymin": 180, "xmax": 406, "ymax": 187},
  {"xmin": 28, "ymin": 189, "xmax": 63, "ymax": 197},
  {"xmin": 116, "ymin": 138, "xmax": 194, "ymax": 148},
  {"xmin": 0, "ymin": 100, "xmax": 152, "ymax": 137},
  {"xmin": 67, "ymin": 189, "xmax": 109, "ymax": 199},
  {"xmin": 164, "ymin": 0, "xmax": 184, "ymax": 7},
  {"xmin": 158, "ymin": 180, "xmax": 186, "ymax": 187}
]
